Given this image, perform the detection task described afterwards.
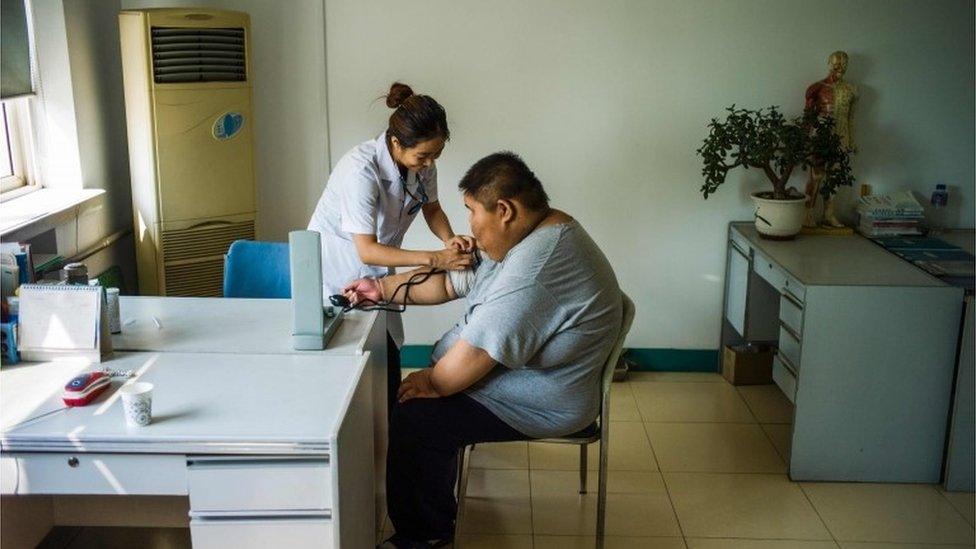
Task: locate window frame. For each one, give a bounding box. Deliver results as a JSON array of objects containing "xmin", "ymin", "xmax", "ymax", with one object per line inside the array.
[{"xmin": 0, "ymin": 97, "xmax": 37, "ymax": 199}]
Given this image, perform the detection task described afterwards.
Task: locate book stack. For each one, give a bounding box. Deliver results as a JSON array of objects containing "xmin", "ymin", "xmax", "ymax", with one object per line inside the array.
[{"xmin": 857, "ymin": 191, "xmax": 925, "ymax": 236}]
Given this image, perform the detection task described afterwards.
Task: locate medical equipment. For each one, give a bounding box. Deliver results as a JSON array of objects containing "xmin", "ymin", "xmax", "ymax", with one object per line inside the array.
[{"xmin": 289, "ymin": 231, "xmax": 343, "ymax": 350}]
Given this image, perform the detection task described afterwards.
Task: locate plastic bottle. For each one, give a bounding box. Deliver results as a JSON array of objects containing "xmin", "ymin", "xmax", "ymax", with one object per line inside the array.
[{"xmin": 929, "ymin": 184, "xmax": 949, "ymax": 235}]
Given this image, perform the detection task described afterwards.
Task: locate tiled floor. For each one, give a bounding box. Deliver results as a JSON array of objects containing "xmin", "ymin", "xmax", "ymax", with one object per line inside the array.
[{"xmin": 382, "ymin": 372, "xmax": 976, "ymax": 548}]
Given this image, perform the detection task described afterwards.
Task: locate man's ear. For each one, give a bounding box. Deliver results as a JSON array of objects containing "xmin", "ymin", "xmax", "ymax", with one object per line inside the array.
[{"xmin": 495, "ymin": 199, "xmax": 516, "ymax": 224}]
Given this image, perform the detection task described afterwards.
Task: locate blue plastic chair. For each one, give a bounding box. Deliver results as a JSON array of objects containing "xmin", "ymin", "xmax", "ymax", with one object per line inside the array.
[{"xmin": 222, "ymin": 240, "xmax": 291, "ymax": 298}]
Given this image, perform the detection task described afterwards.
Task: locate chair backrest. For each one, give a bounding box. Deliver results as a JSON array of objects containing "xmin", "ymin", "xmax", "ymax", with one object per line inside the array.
[
  {"xmin": 600, "ymin": 292, "xmax": 636, "ymax": 416},
  {"xmin": 222, "ymin": 240, "xmax": 291, "ymax": 298}
]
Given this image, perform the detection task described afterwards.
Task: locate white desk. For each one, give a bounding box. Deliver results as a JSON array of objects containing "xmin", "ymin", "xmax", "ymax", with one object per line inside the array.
[
  {"xmin": 2, "ymin": 297, "xmax": 390, "ymax": 548},
  {"xmin": 1, "ymin": 352, "xmax": 374, "ymax": 548},
  {"xmin": 722, "ymin": 222, "xmax": 963, "ymax": 482},
  {"xmin": 113, "ymin": 296, "xmax": 382, "ymax": 357}
]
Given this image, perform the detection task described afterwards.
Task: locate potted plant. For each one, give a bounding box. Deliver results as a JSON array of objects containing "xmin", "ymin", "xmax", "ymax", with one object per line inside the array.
[{"xmin": 697, "ymin": 105, "xmax": 855, "ymax": 239}]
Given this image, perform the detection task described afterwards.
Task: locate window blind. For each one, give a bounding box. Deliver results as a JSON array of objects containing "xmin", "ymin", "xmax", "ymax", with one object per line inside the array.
[{"xmin": 1, "ymin": 0, "xmax": 34, "ymax": 99}]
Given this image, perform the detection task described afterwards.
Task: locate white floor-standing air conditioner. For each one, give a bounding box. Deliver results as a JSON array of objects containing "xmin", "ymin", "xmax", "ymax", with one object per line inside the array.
[{"xmin": 119, "ymin": 8, "xmax": 257, "ymax": 296}]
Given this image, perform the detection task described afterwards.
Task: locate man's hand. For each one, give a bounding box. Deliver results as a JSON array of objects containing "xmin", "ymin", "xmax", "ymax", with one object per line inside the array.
[
  {"xmin": 342, "ymin": 277, "xmax": 383, "ymax": 306},
  {"xmin": 398, "ymin": 369, "xmax": 441, "ymax": 402},
  {"xmin": 444, "ymin": 235, "xmax": 477, "ymax": 253}
]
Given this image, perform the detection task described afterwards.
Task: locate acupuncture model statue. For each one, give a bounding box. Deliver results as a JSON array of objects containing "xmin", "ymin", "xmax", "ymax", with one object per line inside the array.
[{"xmin": 803, "ymin": 50, "xmax": 858, "ymax": 228}]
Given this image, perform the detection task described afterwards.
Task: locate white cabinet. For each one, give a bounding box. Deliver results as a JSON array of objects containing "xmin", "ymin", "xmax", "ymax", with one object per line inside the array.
[{"xmin": 725, "ymin": 240, "xmax": 750, "ymax": 336}]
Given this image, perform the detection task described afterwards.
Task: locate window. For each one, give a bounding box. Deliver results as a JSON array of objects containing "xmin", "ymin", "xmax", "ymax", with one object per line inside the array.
[{"xmin": 0, "ymin": 98, "xmax": 35, "ymax": 196}]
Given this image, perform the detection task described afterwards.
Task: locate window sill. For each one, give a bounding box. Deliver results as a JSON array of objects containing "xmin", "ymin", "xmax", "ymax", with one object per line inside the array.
[{"xmin": 0, "ymin": 188, "xmax": 105, "ymax": 242}]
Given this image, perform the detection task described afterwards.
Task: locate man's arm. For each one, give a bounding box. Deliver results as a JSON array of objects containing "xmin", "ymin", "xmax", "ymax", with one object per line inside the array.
[
  {"xmin": 397, "ymin": 340, "xmax": 496, "ymax": 402},
  {"xmin": 344, "ymin": 267, "xmax": 462, "ymax": 306}
]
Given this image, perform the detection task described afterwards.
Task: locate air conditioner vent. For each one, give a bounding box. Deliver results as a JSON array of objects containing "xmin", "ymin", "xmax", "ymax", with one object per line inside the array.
[
  {"xmin": 161, "ymin": 220, "xmax": 255, "ymax": 262},
  {"xmin": 163, "ymin": 258, "xmax": 224, "ymax": 297},
  {"xmin": 151, "ymin": 27, "xmax": 246, "ymax": 83}
]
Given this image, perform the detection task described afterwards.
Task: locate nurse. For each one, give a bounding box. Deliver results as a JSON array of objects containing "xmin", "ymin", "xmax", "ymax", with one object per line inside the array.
[{"xmin": 308, "ymin": 81, "xmax": 474, "ymax": 412}]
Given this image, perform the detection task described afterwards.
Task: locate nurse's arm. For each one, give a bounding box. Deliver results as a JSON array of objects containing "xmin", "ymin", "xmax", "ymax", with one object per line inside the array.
[
  {"xmin": 353, "ymin": 234, "xmax": 474, "ymax": 271},
  {"xmin": 421, "ymin": 201, "xmax": 455, "ymax": 243},
  {"xmin": 398, "ymin": 341, "xmax": 495, "ymax": 401}
]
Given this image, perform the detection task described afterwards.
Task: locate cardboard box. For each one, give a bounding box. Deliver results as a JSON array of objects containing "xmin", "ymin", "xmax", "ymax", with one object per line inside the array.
[{"xmin": 722, "ymin": 344, "xmax": 774, "ymax": 385}]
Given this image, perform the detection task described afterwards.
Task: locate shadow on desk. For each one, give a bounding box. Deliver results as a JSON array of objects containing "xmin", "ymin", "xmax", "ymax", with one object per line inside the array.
[{"xmin": 38, "ymin": 526, "xmax": 190, "ymax": 549}]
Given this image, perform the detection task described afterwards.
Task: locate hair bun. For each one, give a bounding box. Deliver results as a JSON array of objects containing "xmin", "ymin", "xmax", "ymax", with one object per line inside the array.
[{"xmin": 386, "ymin": 82, "xmax": 414, "ymax": 108}]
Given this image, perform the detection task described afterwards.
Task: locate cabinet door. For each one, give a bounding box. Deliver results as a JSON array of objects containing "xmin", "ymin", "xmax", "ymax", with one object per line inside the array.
[{"xmin": 725, "ymin": 240, "xmax": 750, "ymax": 337}]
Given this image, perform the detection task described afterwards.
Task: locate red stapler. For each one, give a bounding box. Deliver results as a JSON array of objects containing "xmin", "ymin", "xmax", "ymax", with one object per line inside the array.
[{"xmin": 63, "ymin": 371, "xmax": 111, "ymax": 406}]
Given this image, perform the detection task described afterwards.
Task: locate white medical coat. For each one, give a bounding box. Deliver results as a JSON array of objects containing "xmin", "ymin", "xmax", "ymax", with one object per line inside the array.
[{"xmin": 307, "ymin": 131, "xmax": 438, "ymax": 347}]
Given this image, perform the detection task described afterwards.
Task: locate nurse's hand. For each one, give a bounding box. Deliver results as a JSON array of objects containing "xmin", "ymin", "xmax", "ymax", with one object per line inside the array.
[
  {"xmin": 342, "ymin": 277, "xmax": 383, "ymax": 305},
  {"xmin": 444, "ymin": 235, "xmax": 477, "ymax": 253},
  {"xmin": 431, "ymin": 248, "xmax": 474, "ymax": 271}
]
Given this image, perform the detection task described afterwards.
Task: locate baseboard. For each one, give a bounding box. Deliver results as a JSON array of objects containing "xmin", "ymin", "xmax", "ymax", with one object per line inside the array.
[{"xmin": 400, "ymin": 345, "xmax": 720, "ymax": 372}]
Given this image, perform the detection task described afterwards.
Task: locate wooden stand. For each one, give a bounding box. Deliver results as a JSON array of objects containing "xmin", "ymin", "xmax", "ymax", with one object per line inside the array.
[{"xmin": 800, "ymin": 225, "xmax": 854, "ymax": 236}]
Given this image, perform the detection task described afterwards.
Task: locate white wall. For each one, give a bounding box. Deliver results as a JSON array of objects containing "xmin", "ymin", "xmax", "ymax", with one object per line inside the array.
[
  {"xmin": 122, "ymin": 0, "xmax": 330, "ymax": 241},
  {"xmin": 325, "ymin": 0, "xmax": 976, "ymax": 348}
]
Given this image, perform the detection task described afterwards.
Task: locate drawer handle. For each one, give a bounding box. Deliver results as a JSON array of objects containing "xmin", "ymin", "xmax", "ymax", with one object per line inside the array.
[
  {"xmin": 779, "ymin": 320, "xmax": 801, "ymax": 342},
  {"xmin": 67, "ymin": 457, "xmax": 79, "ymax": 468},
  {"xmin": 776, "ymin": 351, "xmax": 799, "ymax": 375},
  {"xmin": 780, "ymin": 288, "xmax": 804, "ymax": 309}
]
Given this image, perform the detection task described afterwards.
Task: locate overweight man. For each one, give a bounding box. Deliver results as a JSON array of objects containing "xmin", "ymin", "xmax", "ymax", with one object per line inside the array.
[{"xmin": 343, "ymin": 152, "xmax": 623, "ymax": 549}]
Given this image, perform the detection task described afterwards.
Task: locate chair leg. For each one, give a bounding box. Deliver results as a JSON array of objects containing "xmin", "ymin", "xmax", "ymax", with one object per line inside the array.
[
  {"xmin": 596, "ymin": 438, "xmax": 609, "ymax": 548},
  {"xmin": 579, "ymin": 444, "xmax": 588, "ymax": 494},
  {"xmin": 455, "ymin": 445, "xmax": 472, "ymax": 547}
]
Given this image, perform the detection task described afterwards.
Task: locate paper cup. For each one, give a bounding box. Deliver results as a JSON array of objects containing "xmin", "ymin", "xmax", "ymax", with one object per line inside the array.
[{"xmin": 119, "ymin": 382, "xmax": 153, "ymax": 426}]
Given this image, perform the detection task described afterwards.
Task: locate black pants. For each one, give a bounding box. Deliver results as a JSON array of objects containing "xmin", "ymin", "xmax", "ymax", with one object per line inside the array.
[
  {"xmin": 387, "ymin": 332, "xmax": 401, "ymax": 422},
  {"xmin": 386, "ymin": 392, "xmax": 529, "ymax": 542}
]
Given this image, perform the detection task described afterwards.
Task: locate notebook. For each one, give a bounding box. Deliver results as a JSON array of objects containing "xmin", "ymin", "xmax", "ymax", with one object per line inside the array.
[{"xmin": 17, "ymin": 284, "xmax": 113, "ymax": 363}]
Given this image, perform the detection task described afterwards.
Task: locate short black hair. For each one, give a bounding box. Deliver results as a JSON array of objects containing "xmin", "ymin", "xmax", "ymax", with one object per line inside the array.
[{"xmin": 458, "ymin": 152, "xmax": 550, "ymax": 211}]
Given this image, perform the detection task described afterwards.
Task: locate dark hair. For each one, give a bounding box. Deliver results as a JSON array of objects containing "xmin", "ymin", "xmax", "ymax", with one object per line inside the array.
[
  {"xmin": 458, "ymin": 152, "xmax": 550, "ymax": 211},
  {"xmin": 384, "ymin": 82, "xmax": 449, "ymax": 148}
]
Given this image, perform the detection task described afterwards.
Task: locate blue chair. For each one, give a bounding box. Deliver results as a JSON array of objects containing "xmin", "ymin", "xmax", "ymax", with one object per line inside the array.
[{"xmin": 222, "ymin": 240, "xmax": 291, "ymax": 298}]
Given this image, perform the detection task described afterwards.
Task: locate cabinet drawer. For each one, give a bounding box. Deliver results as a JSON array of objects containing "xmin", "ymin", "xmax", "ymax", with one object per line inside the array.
[
  {"xmin": 754, "ymin": 252, "xmax": 805, "ymax": 302},
  {"xmin": 188, "ymin": 457, "xmax": 332, "ymax": 512},
  {"xmin": 772, "ymin": 356, "xmax": 797, "ymax": 404},
  {"xmin": 191, "ymin": 517, "xmax": 333, "ymax": 549},
  {"xmin": 1, "ymin": 453, "xmax": 186, "ymax": 496},
  {"xmin": 779, "ymin": 293, "xmax": 804, "ymax": 335},
  {"xmin": 778, "ymin": 325, "xmax": 802, "ymax": 371}
]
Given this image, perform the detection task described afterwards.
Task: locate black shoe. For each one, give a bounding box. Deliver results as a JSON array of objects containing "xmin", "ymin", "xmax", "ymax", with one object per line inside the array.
[{"xmin": 376, "ymin": 534, "xmax": 453, "ymax": 549}]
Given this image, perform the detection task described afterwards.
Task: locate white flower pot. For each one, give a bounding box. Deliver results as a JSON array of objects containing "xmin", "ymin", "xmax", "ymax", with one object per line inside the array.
[{"xmin": 750, "ymin": 192, "xmax": 806, "ymax": 240}]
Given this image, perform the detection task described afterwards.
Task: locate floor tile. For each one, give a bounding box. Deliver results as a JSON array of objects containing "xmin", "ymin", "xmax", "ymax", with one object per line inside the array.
[
  {"xmin": 840, "ymin": 541, "xmax": 973, "ymax": 549},
  {"xmin": 534, "ymin": 535, "xmax": 686, "ymax": 548},
  {"xmin": 455, "ymin": 534, "xmax": 533, "ymax": 548},
  {"xmin": 687, "ymin": 540, "xmax": 838, "ymax": 549},
  {"xmin": 736, "ymin": 384, "xmax": 794, "ymax": 424},
  {"xmin": 645, "ymin": 422, "xmax": 785, "ymax": 473},
  {"xmin": 939, "ymin": 488, "xmax": 976, "ymax": 527},
  {"xmin": 468, "ymin": 442, "xmax": 528, "ymax": 469},
  {"xmin": 761, "ymin": 424, "xmax": 792, "ymax": 463},
  {"xmin": 801, "ymin": 483, "xmax": 975, "ymax": 544},
  {"xmin": 459, "ymin": 469, "xmax": 532, "ymax": 534},
  {"xmin": 531, "ymin": 470, "xmax": 680, "ymax": 536},
  {"xmin": 628, "ymin": 372, "xmax": 724, "ymax": 383},
  {"xmin": 531, "ymin": 469, "xmax": 667, "ymax": 495},
  {"xmin": 529, "ymin": 422, "xmax": 658, "ymax": 471},
  {"xmin": 632, "ymin": 382, "xmax": 755, "ymax": 423},
  {"xmin": 609, "ymin": 382, "xmax": 642, "ymax": 421},
  {"xmin": 665, "ymin": 472, "xmax": 831, "ymax": 540}
]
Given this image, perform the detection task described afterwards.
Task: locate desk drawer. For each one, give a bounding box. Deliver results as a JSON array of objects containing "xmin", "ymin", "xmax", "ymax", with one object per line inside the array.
[
  {"xmin": 191, "ymin": 517, "xmax": 333, "ymax": 549},
  {"xmin": 778, "ymin": 325, "xmax": 802, "ymax": 371},
  {"xmin": 754, "ymin": 252, "xmax": 805, "ymax": 302},
  {"xmin": 187, "ymin": 457, "xmax": 332, "ymax": 512},
  {"xmin": 779, "ymin": 293, "xmax": 804, "ymax": 335},
  {"xmin": 1, "ymin": 453, "xmax": 186, "ymax": 496},
  {"xmin": 772, "ymin": 355, "xmax": 797, "ymax": 404}
]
